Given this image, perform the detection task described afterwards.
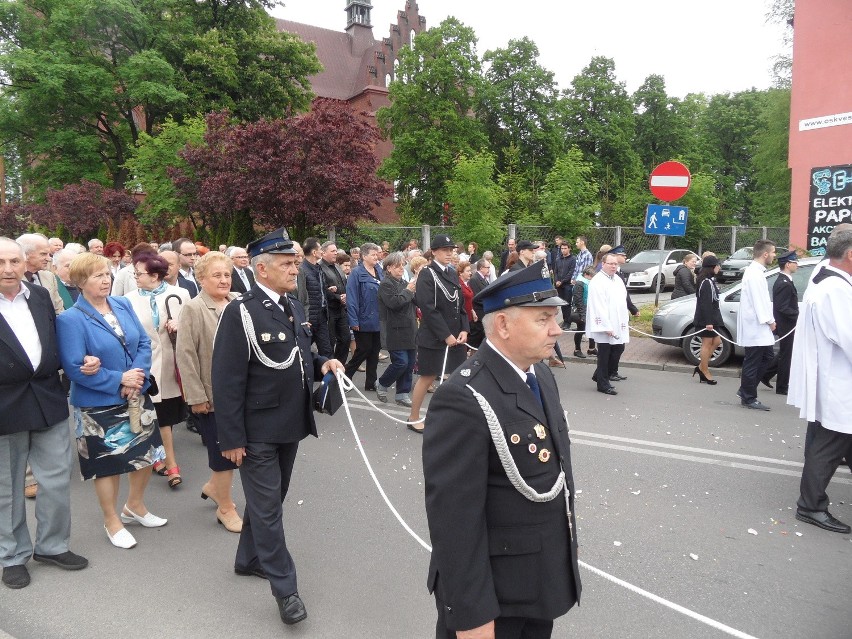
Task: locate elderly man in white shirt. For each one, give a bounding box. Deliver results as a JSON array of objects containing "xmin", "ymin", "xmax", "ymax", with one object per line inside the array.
[
  {"xmin": 586, "ymin": 252, "xmax": 629, "ymax": 396},
  {"xmin": 736, "ymin": 240, "xmax": 777, "ymax": 410},
  {"xmin": 787, "ymin": 229, "xmax": 852, "ymax": 534}
]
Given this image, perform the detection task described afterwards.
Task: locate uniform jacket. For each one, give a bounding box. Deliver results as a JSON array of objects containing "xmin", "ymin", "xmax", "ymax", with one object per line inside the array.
[
  {"xmin": 423, "ymin": 342, "xmax": 581, "ymax": 630},
  {"xmin": 788, "ymin": 266, "xmax": 852, "ymax": 434},
  {"xmin": 212, "ymin": 286, "xmax": 327, "ymax": 451},
  {"xmin": 320, "ymin": 259, "xmax": 348, "ymax": 317},
  {"xmin": 378, "ymin": 273, "xmax": 417, "ymax": 351},
  {"xmin": 230, "ymin": 267, "xmax": 255, "ymax": 294},
  {"xmin": 175, "ymin": 291, "xmax": 238, "ymax": 412},
  {"xmin": 693, "ymin": 277, "xmax": 724, "ymax": 329},
  {"xmin": 737, "ymin": 261, "xmax": 774, "ymax": 346},
  {"xmin": 0, "ymin": 283, "xmax": 69, "ymax": 435},
  {"xmin": 124, "ymin": 284, "xmax": 190, "ymax": 401},
  {"xmin": 772, "ymin": 272, "xmax": 799, "ymax": 332},
  {"xmin": 56, "ymin": 295, "xmax": 152, "ymax": 407},
  {"xmin": 586, "ymin": 271, "xmax": 630, "ymax": 345},
  {"xmin": 346, "ymin": 263, "xmax": 383, "ymax": 332},
  {"xmin": 416, "ymin": 262, "xmax": 469, "ymax": 349}
]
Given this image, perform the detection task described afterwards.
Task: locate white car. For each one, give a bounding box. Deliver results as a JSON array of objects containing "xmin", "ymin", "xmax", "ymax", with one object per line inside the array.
[{"xmin": 622, "ymin": 249, "xmax": 697, "ymax": 291}]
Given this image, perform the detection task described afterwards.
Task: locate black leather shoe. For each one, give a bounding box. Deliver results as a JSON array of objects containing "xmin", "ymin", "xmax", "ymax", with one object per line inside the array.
[
  {"xmin": 2, "ymin": 564, "xmax": 30, "ymax": 589},
  {"xmin": 234, "ymin": 565, "xmax": 267, "ymax": 580},
  {"xmin": 776, "ymin": 388, "xmax": 788, "ymax": 396},
  {"xmin": 795, "ymin": 509, "xmax": 851, "ymax": 534},
  {"xmin": 32, "ymin": 551, "xmax": 88, "ymax": 570},
  {"xmin": 573, "ymin": 350, "xmax": 587, "ymax": 359},
  {"xmin": 742, "ymin": 400, "xmax": 770, "ymax": 411},
  {"xmin": 277, "ymin": 593, "xmax": 308, "ymax": 625},
  {"xmin": 609, "ymin": 374, "xmax": 627, "ymax": 381},
  {"xmin": 598, "ymin": 387, "xmax": 618, "ymax": 395}
]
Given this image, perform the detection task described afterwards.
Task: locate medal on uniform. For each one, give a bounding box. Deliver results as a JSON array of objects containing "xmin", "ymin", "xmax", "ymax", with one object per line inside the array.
[
  {"xmin": 528, "ymin": 443, "xmax": 537, "ymax": 454},
  {"xmin": 538, "ymin": 449, "xmax": 551, "ymax": 463},
  {"xmin": 460, "ymin": 369, "xmax": 470, "ymax": 377},
  {"xmin": 278, "ymin": 332, "xmax": 286, "ymax": 340},
  {"xmin": 510, "ymin": 433, "xmax": 520, "ymax": 445},
  {"xmin": 534, "ymin": 424, "xmax": 546, "ymax": 440},
  {"xmin": 261, "ymin": 333, "xmax": 271, "ymax": 342}
]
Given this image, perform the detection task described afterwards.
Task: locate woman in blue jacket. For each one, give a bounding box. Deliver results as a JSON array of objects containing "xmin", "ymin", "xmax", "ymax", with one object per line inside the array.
[
  {"xmin": 57, "ymin": 253, "xmax": 166, "ymax": 550},
  {"xmin": 344, "ymin": 242, "xmax": 383, "ymax": 391}
]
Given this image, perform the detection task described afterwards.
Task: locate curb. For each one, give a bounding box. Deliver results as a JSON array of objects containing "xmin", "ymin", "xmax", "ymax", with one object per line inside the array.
[{"xmin": 562, "ymin": 355, "xmax": 742, "ymax": 378}]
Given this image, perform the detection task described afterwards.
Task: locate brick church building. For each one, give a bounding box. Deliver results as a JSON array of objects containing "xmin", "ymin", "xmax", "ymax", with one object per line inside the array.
[{"xmin": 275, "ymin": 2, "xmax": 427, "ymax": 222}]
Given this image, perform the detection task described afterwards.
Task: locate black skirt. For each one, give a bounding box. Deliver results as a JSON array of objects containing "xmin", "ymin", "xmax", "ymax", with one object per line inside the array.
[
  {"xmin": 416, "ymin": 344, "xmax": 467, "ymax": 377},
  {"xmin": 153, "ymin": 395, "xmax": 187, "ymax": 427}
]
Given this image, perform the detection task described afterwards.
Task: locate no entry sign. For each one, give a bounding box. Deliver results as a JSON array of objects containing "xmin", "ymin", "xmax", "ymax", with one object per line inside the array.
[{"xmin": 649, "ymin": 161, "xmax": 691, "ymax": 201}]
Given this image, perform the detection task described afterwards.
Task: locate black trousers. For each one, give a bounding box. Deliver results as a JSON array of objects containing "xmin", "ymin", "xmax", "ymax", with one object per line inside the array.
[
  {"xmin": 762, "ymin": 326, "xmax": 795, "ymax": 393},
  {"xmin": 310, "ymin": 308, "xmax": 333, "ymax": 359},
  {"xmin": 436, "ymin": 601, "xmax": 554, "ymax": 639},
  {"xmin": 738, "ymin": 345, "xmax": 774, "ymax": 403},
  {"xmin": 344, "ymin": 330, "xmax": 381, "ymax": 390},
  {"xmin": 557, "ymin": 285, "xmax": 572, "ymax": 324},
  {"xmin": 798, "ymin": 421, "xmax": 852, "ymax": 512},
  {"xmin": 594, "ymin": 342, "xmax": 623, "ymax": 390},
  {"xmin": 235, "ymin": 441, "xmax": 300, "ymax": 599},
  {"xmin": 328, "ymin": 311, "xmax": 350, "ymax": 364}
]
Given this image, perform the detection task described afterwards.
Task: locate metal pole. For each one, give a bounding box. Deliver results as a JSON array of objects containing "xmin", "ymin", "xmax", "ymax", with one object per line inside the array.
[
  {"xmin": 422, "ymin": 224, "xmax": 430, "ymax": 251},
  {"xmin": 654, "ymin": 235, "xmax": 666, "ymax": 307},
  {"xmin": 731, "ymin": 226, "xmax": 737, "ymax": 255},
  {"xmin": 508, "ymin": 223, "xmax": 517, "ymax": 241},
  {"xmin": 615, "ymin": 226, "xmax": 622, "ymax": 246},
  {"xmin": 327, "ymin": 227, "xmax": 336, "ymax": 243}
]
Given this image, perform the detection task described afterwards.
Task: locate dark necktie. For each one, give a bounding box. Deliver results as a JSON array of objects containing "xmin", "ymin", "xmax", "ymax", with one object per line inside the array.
[
  {"xmin": 25, "ymin": 271, "xmax": 36, "ymax": 284},
  {"xmin": 278, "ymin": 295, "xmax": 293, "ymax": 320},
  {"xmin": 525, "ymin": 372, "xmax": 543, "ymax": 408}
]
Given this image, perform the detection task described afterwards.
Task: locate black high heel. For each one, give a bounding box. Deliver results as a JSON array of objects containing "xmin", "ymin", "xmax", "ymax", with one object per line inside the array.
[{"xmin": 693, "ymin": 366, "xmax": 717, "ymax": 385}]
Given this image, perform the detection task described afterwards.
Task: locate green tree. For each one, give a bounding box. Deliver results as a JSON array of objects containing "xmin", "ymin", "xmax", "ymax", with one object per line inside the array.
[
  {"xmin": 560, "ymin": 56, "xmax": 641, "ymax": 219},
  {"xmin": 480, "ymin": 37, "xmax": 562, "ymax": 177},
  {"xmin": 377, "ymin": 17, "xmax": 487, "ymax": 224},
  {"xmin": 0, "ymin": 0, "xmax": 320, "ymax": 196},
  {"xmin": 497, "ymin": 144, "xmax": 533, "ymax": 224},
  {"xmin": 632, "ymin": 74, "xmax": 688, "ymax": 172},
  {"xmin": 539, "ymin": 147, "xmax": 599, "ymax": 237},
  {"xmin": 124, "ymin": 116, "xmax": 206, "ymax": 227},
  {"xmin": 446, "ymin": 152, "xmax": 506, "ymax": 252},
  {"xmin": 768, "ymin": 0, "xmax": 794, "ymax": 88},
  {"xmin": 675, "ymin": 173, "xmax": 721, "ymax": 248},
  {"xmin": 751, "ymin": 88, "xmax": 791, "ymax": 226}
]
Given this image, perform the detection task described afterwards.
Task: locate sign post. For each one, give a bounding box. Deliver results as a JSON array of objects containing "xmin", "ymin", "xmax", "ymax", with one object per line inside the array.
[{"xmin": 645, "ymin": 161, "xmax": 691, "ymax": 306}]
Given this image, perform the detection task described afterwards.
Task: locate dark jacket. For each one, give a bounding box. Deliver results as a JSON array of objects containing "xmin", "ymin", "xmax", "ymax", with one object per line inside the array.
[
  {"xmin": 772, "ymin": 273, "xmax": 799, "ymax": 332},
  {"xmin": 297, "ymin": 259, "xmax": 327, "ymax": 325},
  {"xmin": 378, "ymin": 274, "xmax": 417, "ymax": 351},
  {"xmin": 319, "ymin": 258, "xmax": 347, "ymax": 317},
  {"xmin": 346, "ymin": 263, "xmax": 383, "ymax": 332},
  {"xmin": 571, "ymin": 278, "xmax": 589, "ymax": 319},
  {"xmin": 671, "ymin": 264, "xmax": 696, "ymax": 299},
  {"xmin": 177, "ymin": 272, "xmax": 199, "ymax": 298},
  {"xmin": 230, "ymin": 267, "xmax": 255, "ymax": 294},
  {"xmin": 617, "ymin": 270, "xmax": 639, "ymax": 315},
  {"xmin": 423, "ymin": 342, "xmax": 581, "ymax": 630},
  {"xmin": 554, "ymin": 254, "xmax": 576, "ymax": 289},
  {"xmin": 693, "ymin": 277, "xmax": 724, "ymax": 329},
  {"xmin": 415, "ymin": 262, "xmax": 470, "ymax": 349},
  {"xmin": 0, "ymin": 283, "xmax": 69, "ymax": 435},
  {"xmin": 211, "ymin": 286, "xmax": 327, "ymax": 450}
]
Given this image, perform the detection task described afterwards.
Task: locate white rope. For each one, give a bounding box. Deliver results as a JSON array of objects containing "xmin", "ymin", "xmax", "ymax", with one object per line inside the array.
[
  {"xmin": 333, "ymin": 370, "xmax": 760, "ymax": 639},
  {"xmin": 335, "ymin": 370, "xmax": 431, "ymax": 551},
  {"xmin": 337, "ymin": 373, "xmax": 424, "ymax": 425}
]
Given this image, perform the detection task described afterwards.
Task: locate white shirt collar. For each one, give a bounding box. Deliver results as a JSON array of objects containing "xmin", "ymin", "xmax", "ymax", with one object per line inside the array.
[{"xmin": 485, "ymin": 338, "xmax": 535, "ymax": 382}]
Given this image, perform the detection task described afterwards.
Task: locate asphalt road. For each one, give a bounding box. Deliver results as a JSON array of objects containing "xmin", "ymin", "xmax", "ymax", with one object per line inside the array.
[{"xmin": 1, "ymin": 365, "xmax": 849, "ymax": 639}]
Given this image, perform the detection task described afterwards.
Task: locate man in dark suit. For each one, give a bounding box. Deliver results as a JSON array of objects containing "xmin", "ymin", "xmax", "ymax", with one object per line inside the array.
[
  {"xmin": 228, "ymin": 246, "xmax": 255, "ymax": 294},
  {"xmin": 319, "ymin": 241, "xmax": 350, "ymax": 364},
  {"xmin": 173, "ymin": 238, "xmax": 199, "ymax": 298},
  {"xmin": 212, "ymin": 228, "xmax": 343, "ymax": 626},
  {"xmin": 406, "ymin": 234, "xmax": 469, "ymax": 431},
  {"xmin": 498, "ymin": 237, "xmax": 516, "ymax": 274},
  {"xmin": 0, "ymin": 238, "xmax": 89, "ymax": 589},
  {"xmin": 423, "ymin": 262, "xmax": 581, "ymax": 637},
  {"xmin": 762, "ymin": 250, "xmax": 800, "ymax": 395},
  {"xmin": 468, "ymin": 259, "xmax": 490, "ymax": 348}
]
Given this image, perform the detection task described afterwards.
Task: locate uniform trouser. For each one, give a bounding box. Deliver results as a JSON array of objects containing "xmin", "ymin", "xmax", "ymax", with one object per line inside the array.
[
  {"xmin": 557, "ymin": 286, "xmax": 573, "ymax": 324},
  {"xmin": 762, "ymin": 329, "xmax": 794, "ymax": 392},
  {"xmin": 328, "ymin": 312, "xmax": 350, "ymax": 364},
  {"xmin": 594, "ymin": 343, "xmax": 623, "ymax": 391},
  {"xmin": 0, "ymin": 419, "xmax": 73, "ymax": 567},
  {"xmin": 235, "ymin": 441, "xmax": 300, "ymax": 599},
  {"xmin": 738, "ymin": 345, "xmax": 774, "ymax": 403},
  {"xmin": 435, "ymin": 600, "xmax": 554, "ymax": 639},
  {"xmin": 310, "ymin": 309, "xmax": 333, "ymax": 359},
  {"xmin": 798, "ymin": 421, "xmax": 852, "ymax": 512}
]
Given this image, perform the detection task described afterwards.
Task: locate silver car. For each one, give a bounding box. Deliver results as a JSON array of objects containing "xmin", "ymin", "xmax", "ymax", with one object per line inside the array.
[{"xmin": 651, "ymin": 257, "xmax": 819, "ymax": 366}]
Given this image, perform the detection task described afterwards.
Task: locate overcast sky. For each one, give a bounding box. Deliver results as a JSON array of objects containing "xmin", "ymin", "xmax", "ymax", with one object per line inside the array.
[{"xmin": 271, "ymin": 1, "xmax": 787, "ymax": 98}]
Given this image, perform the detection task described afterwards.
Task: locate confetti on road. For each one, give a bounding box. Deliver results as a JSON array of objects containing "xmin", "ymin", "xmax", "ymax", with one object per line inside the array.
[
  {"xmin": 747, "ymin": 528, "xmax": 758, "ymax": 535},
  {"xmin": 614, "ymin": 541, "xmax": 622, "ymax": 547},
  {"xmin": 689, "ymin": 553, "xmax": 699, "ymax": 561}
]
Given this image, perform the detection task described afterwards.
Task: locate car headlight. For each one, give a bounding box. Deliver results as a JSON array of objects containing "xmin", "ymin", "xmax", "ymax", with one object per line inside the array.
[{"xmin": 655, "ymin": 304, "xmax": 675, "ymax": 317}]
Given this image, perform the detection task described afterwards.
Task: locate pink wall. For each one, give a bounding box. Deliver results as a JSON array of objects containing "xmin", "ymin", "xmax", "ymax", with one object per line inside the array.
[{"xmin": 788, "ymin": 1, "xmax": 852, "ymax": 252}]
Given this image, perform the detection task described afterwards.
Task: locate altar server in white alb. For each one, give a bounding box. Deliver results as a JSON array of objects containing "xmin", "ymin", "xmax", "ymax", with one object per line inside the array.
[
  {"xmin": 787, "ymin": 229, "xmax": 852, "ymax": 535},
  {"xmin": 736, "ymin": 239, "xmax": 776, "ymax": 411},
  {"xmin": 585, "ymin": 252, "xmax": 629, "ymax": 396}
]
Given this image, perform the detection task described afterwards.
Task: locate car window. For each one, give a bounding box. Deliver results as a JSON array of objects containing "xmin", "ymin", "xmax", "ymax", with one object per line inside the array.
[
  {"xmin": 766, "ymin": 273, "xmax": 780, "ymax": 300},
  {"xmin": 792, "ymin": 264, "xmax": 814, "ymax": 301},
  {"xmin": 730, "ymin": 248, "xmax": 753, "ymax": 260}
]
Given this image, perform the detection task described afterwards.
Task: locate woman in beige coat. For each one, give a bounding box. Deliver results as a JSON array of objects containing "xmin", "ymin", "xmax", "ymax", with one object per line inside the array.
[
  {"xmin": 175, "ymin": 252, "xmax": 242, "ymax": 533},
  {"xmin": 125, "ymin": 254, "xmax": 190, "ymax": 488}
]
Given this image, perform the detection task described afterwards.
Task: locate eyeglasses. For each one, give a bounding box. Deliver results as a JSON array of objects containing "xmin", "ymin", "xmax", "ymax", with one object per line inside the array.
[{"xmin": 133, "ymin": 271, "xmax": 148, "ymax": 278}]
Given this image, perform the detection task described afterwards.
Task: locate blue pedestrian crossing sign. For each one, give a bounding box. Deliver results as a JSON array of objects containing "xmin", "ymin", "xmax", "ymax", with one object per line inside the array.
[{"xmin": 644, "ymin": 204, "xmax": 688, "ymax": 237}]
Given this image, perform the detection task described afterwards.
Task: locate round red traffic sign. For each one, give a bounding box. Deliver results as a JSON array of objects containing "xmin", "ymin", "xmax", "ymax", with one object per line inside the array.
[{"xmin": 649, "ymin": 161, "xmax": 691, "ymax": 201}]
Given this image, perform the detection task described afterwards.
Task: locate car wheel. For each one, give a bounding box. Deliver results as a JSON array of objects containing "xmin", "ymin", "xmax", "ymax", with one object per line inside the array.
[
  {"xmin": 681, "ymin": 326, "xmax": 733, "ymax": 366},
  {"xmin": 650, "ymin": 274, "xmax": 663, "ymax": 291}
]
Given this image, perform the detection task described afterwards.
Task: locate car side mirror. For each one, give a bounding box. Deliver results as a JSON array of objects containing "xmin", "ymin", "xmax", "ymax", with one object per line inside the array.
[{"xmin": 667, "ymin": 259, "xmax": 676, "ymax": 264}]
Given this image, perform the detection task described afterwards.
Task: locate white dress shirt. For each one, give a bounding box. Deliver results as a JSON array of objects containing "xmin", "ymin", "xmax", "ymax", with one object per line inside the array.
[{"xmin": 0, "ymin": 284, "xmax": 42, "ymax": 370}]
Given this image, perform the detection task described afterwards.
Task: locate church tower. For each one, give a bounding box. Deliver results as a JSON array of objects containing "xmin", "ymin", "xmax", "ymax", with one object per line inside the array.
[{"xmin": 345, "ymin": 0, "xmax": 373, "ymax": 30}]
